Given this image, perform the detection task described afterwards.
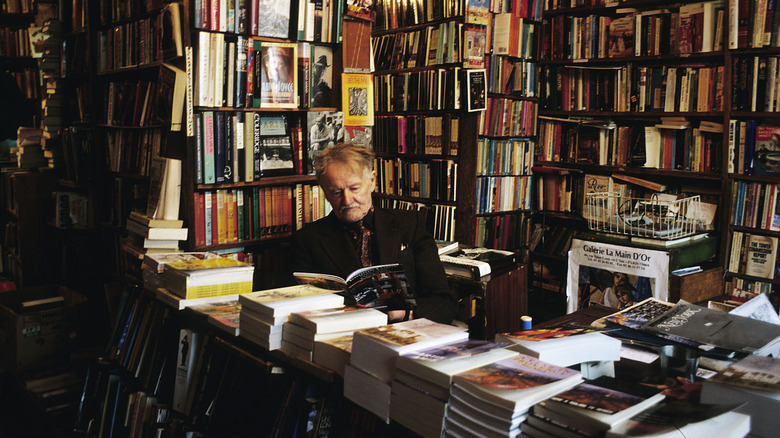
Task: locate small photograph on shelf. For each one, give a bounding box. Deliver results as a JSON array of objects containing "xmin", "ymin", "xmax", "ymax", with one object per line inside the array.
[
  {"xmin": 566, "ymin": 239, "xmax": 670, "ymax": 314},
  {"xmin": 753, "ymin": 125, "xmax": 780, "ymax": 175},
  {"xmin": 256, "ymin": 0, "xmax": 292, "ymax": 38},
  {"xmin": 346, "ymin": 0, "xmax": 376, "ymax": 22},
  {"xmin": 341, "ymin": 73, "xmax": 374, "ymax": 126},
  {"xmin": 466, "ymin": 68, "xmax": 487, "ymax": 112},
  {"xmin": 311, "ymin": 45, "xmax": 334, "ymax": 108},
  {"xmin": 259, "ymin": 42, "xmax": 297, "ymax": 108},
  {"xmin": 307, "ymin": 111, "xmax": 345, "ymax": 174}
]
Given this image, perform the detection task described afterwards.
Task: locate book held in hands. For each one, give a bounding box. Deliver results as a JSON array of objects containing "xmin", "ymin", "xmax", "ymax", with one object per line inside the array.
[{"xmin": 294, "ymin": 263, "xmax": 413, "ymax": 313}]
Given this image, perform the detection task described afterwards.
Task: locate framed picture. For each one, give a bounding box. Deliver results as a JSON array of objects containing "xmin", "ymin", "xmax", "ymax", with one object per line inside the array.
[
  {"xmin": 341, "ymin": 73, "xmax": 374, "ymax": 126},
  {"xmin": 466, "ymin": 68, "xmax": 487, "ymax": 112}
]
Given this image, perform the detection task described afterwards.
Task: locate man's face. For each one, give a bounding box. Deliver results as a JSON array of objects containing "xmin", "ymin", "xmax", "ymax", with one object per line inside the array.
[{"xmin": 320, "ymin": 160, "xmax": 375, "ymax": 223}]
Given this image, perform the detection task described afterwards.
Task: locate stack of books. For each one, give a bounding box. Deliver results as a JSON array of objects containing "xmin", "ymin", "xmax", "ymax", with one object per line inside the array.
[
  {"xmin": 15, "ymin": 127, "xmax": 47, "ymax": 169},
  {"xmin": 525, "ymin": 375, "xmax": 666, "ymax": 437},
  {"xmin": 237, "ymin": 285, "xmax": 344, "ymax": 350},
  {"xmin": 390, "ymin": 340, "xmax": 518, "ymax": 437},
  {"xmin": 141, "ymin": 251, "xmax": 216, "ymax": 293},
  {"xmin": 125, "ymin": 211, "xmax": 187, "ymax": 256},
  {"xmin": 281, "ymin": 306, "xmax": 387, "ymax": 362},
  {"xmin": 495, "ymin": 325, "xmax": 621, "ymax": 378},
  {"xmin": 344, "ymin": 318, "xmax": 468, "ymax": 422},
  {"xmin": 445, "ymin": 354, "xmax": 582, "ymax": 437},
  {"xmin": 161, "ymin": 256, "xmax": 254, "ymax": 301},
  {"xmin": 312, "ymin": 334, "xmax": 354, "ymax": 377}
]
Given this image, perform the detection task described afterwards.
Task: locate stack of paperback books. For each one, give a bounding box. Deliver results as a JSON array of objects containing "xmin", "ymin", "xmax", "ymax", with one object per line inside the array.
[
  {"xmin": 161, "ymin": 256, "xmax": 254, "ymax": 300},
  {"xmin": 524, "ymin": 375, "xmax": 666, "ymax": 437},
  {"xmin": 237, "ymin": 285, "xmax": 344, "ymax": 350},
  {"xmin": 125, "ymin": 211, "xmax": 187, "ymax": 256},
  {"xmin": 344, "ymin": 319, "xmax": 468, "ymax": 422},
  {"xmin": 141, "ymin": 251, "xmax": 216, "ymax": 292},
  {"xmin": 495, "ymin": 325, "xmax": 621, "ymax": 372},
  {"xmin": 188, "ymin": 298, "xmax": 242, "ymax": 336},
  {"xmin": 281, "ymin": 306, "xmax": 387, "ymax": 362},
  {"xmin": 390, "ymin": 340, "xmax": 518, "ymax": 437},
  {"xmin": 312, "ymin": 334, "xmax": 355, "ymax": 377},
  {"xmin": 445, "ymin": 354, "xmax": 582, "ymax": 437}
]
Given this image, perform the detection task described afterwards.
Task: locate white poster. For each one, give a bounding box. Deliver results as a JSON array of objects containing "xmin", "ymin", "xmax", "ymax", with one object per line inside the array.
[{"xmin": 566, "ymin": 238, "xmax": 670, "ymax": 314}]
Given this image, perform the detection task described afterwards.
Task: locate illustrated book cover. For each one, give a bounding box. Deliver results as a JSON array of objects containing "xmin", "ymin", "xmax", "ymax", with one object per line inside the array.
[
  {"xmin": 257, "ymin": 41, "xmax": 297, "ymax": 108},
  {"xmin": 341, "ymin": 73, "xmax": 374, "ymax": 126},
  {"xmin": 293, "ymin": 263, "xmax": 413, "ymax": 312}
]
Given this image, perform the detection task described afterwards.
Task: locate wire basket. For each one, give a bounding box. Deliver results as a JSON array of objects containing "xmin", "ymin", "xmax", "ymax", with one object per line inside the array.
[{"xmin": 584, "ymin": 192, "xmax": 703, "ymax": 240}]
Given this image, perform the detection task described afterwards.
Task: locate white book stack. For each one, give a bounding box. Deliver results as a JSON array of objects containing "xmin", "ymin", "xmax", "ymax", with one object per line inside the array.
[
  {"xmin": 281, "ymin": 306, "xmax": 387, "ymax": 362},
  {"xmin": 238, "ymin": 285, "xmax": 344, "ymax": 350},
  {"xmin": 390, "ymin": 340, "xmax": 518, "ymax": 438},
  {"xmin": 445, "ymin": 354, "xmax": 582, "ymax": 437},
  {"xmin": 344, "ymin": 318, "xmax": 468, "ymax": 422}
]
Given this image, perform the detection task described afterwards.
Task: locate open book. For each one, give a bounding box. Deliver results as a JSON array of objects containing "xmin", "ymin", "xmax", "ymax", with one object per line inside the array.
[{"xmin": 293, "ymin": 263, "xmax": 413, "ymax": 311}]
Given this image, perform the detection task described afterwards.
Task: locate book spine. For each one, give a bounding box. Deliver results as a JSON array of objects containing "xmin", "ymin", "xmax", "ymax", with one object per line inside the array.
[
  {"xmin": 215, "ymin": 111, "xmax": 226, "ymax": 184},
  {"xmin": 194, "ymin": 192, "xmax": 206, "ymax": 248},
  {"xmin": 204, "ymin": 190, "xmax": 213, "ymax": 246},
  {"xmin": 203, "ymin": 111, "xmax": 216, "ymax": 184}
]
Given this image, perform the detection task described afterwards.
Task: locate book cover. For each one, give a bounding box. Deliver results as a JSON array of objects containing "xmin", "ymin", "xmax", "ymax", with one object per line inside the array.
[
  {"xmin": 257, "ymin": 42, "xmax": 297, "ymax": 108},
  {"xmin": 641, "ymin": 300, "xmax": 780, "ymax": 355},
  {"xmin": 345, "ymin": 0, "xmax": 375, "ymax": 21},
  {"xmin": 452, "ymin": 354, "xmax": 582, "ymax": 413},
  {"xmin": 164, "ymin": 257, "xmax": 253, "ymax": 274},
  {"xmin": 540, "ymin": 375, "xmax": 666, "ymax": 432},
  {"xmin": 288, "ymin": 306, "xmax": 387, "ymax": 334},
  {"xmin": 312, "ymin": 334, "xmax": 353, "ymax": 377},
  {"xmin": 744, "ymin": 233, "xmax": 778, "ymax": 278},
  {"xmin": 752, "ymin": 125, "xmax": 780, "ymax": 175},
  {"xmin": 294, "ymin": 263, "xmax": 412, "ymax": 311},
  {"xmin": 341, "ymin": 73, "xmax": 374, "ymax": 126},
  {"xmin": 464, "ymin": 25, "xmax": 487, "ymax": 69},
  {"xmin": 237, "ymin": 284, "xmax": 344, "ymax": 316},
  {"xmin": 605, "ymin": 400, "xmax": 748, "ymax": 438},
  {"xmin": 608, "ymin": 14, "xmax": 635, "ymax": 57},
  {"xmin": 306, "ymin": 110, "xmax": 344, "ymax": 173},
  {"xmin": 708, "ymin": 354, "xmax": 780, "ymax": 392},
  {"xmin": 465, "ymin": 0, "xmax": 490, "ymax": 25},
  {"xmin": 256, "ymin": 0, "xmax": 292, "ymax": 38},
  {"xmin": 311, "ymin": 44, "xmax": 334, "ymax": 107},
  {"xmin": 497, "ymin": 329, "xmax": 621, "ymax": 368},
  {"xmin": 342, "ymin": 19, "xmax": 371, "ymax": 73},
  {"xmin": 466, "ymin": 69, "xmax": 487, "ymax": 112}
]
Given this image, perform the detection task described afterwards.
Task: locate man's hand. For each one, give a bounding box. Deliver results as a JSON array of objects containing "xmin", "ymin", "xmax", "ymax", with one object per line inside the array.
[{"xmin": 387, "ymin": 309, "xmax": 413, "ymax": 323}]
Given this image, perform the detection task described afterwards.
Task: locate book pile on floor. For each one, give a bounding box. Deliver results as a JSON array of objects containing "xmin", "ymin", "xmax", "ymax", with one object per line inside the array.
[
  {"xmin": 281, "ymin": 306, "xmax": 387, "ymax": 361},
  {"xmin": 237, "ymin": 284, "xmax": 344, "ymax": 350},
  {"xmin": 15, "ymin": 127, "xmax": 48, "ymax": 169},
  {"xmin": 445, "ymin": 354, "xmax": 582, "ymax": 437},
  {"xmin": 125, "ymin": 211, "xmax": 187, "ymax": 256},
  {"xmin": 390, "ymin": 340, "xmax": 518, "ymax": 437},
  {"xmin": 344, "ymin": 318, "xmax": 468, "ymax": 422}
]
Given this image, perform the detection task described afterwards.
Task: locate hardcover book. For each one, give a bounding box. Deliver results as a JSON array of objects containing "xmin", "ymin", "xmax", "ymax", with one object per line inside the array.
[
  {"xmin": 608, "ymin": 14, "xmax": 636, "ymax": 57},
  {"xmin": 752, "ymin": 125, "xmax": 780, "ymax": 175}
]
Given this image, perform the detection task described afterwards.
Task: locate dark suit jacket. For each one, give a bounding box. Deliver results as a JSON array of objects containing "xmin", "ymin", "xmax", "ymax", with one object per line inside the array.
[{"xmin": 289, "ymin": 207, "xmax": 457, "ymax": 324}]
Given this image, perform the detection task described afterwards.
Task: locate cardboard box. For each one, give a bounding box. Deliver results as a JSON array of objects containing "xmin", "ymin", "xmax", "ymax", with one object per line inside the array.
[
  {"xmin": 0, "ymin": 286, "xmax": 87, "ymax": 371},
  {"xmin": 669, "ymin": 265, "xmax": 723, "ymax": 303}
]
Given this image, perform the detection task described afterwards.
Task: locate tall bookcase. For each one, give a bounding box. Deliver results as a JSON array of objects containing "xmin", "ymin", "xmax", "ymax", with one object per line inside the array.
[
  {"xmin": 533, "ymin": 0, "xmax": 733, "ymax": 304},
  {"xmin": 723, "ymin": 4, "xmax": 780, "ymax": 306}
]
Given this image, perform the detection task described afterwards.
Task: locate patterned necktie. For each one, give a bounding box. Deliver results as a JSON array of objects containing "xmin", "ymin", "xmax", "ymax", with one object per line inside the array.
[{"xmin": 358, "ymin": 221, "xmax": 372, "ymax": 267}]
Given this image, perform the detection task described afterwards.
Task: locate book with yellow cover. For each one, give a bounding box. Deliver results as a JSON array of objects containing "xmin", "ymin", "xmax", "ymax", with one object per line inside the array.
[{"xmin": 341, "ymin": 73, "xmax": 374, "ymax": 126}]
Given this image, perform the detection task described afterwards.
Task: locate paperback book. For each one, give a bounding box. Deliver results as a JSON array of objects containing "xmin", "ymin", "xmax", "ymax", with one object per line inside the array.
[{"xmin": 495, "ymin": 327, "xmax": 621, "ymax": 367}]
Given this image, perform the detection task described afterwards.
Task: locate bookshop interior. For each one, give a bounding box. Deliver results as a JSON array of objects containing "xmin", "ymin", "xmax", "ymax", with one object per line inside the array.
[{"xmin": 3, "ymin": 0, "xmax": 780, "ymax": 437}]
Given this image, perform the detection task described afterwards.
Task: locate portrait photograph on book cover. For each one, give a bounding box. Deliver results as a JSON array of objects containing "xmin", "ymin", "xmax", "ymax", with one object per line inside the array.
[
  {"xmin": 307, "ymin": 111, "xmax": 344, "ymax": 174},
  {"xmin": 259, "ymin": 42, "xmax": 297, "ymax": 108},
  {"xmin": 566, "ymin": 239, "xmax": 669, "ymax": 314}
]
